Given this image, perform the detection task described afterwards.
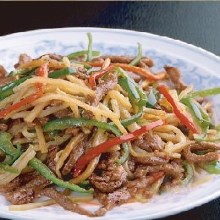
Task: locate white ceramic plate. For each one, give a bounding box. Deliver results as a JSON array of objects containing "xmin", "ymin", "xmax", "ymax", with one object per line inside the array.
[{"xmin": 0, "ymin": 27, "xmax": 220, "ymax": 220}]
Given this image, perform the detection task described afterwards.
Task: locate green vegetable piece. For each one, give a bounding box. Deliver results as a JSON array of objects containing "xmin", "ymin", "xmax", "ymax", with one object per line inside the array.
[
  {"xmin": 9, "ymin": 67, "xmax": 36, "ymax": 77},
  {"xmin": 44, "ymin": 117, "xmax": 129, "ymax": 165},
  {"xmin": 182, "ymin": 162, "xmax": 194, "ymax": 185},
  {"xmin": 0, "ymin": 163, "xmax": 19, "ymax": 174},
  {"xmin": 0, "ymin": 132, "xmax": 21, "ymax": 165},
  {"xmin": 49, "ymin": 67, "xmax": 76, "ymax": 79},
  {"xmin": 67, "ymin": 50, "xmax": 100, "ymax": 60},
  {"xmin": 129, "ymin": 43, "xmax": 143, "ymax": 66},
  {"xmin": 0, "ymin": 76, "xmax": 31, "ymax": 101},
  {"xmin": 86, "ymin": 33, "xmax": 93, "ymax": 62},
  {"xmin": 181, "ymin": 98, "xmax": 211, "ymax": 139},
  {"xmin": 29, "ymin": 158, "xmax": 92, "ymax": 193},
  {"xmin": 44, "ymin": 117, "xmax": 120, "ymax": 136},
  {"xmin": 120, "ymin": 112, "xmax": 143, "ymax": 127},
  {"xmin": 117, "ymin": 67, "xmax": 147, "ymax": 111},
  {"xmin": 203, "ymin": 160, "xmax": 220, "ymax": 174},
  {"xmin": 188, "ymin": 87, "xmax": 220, "ymax": 98}
]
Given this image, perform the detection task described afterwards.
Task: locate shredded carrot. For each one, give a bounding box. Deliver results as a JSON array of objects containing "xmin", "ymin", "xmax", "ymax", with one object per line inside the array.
[
  {"xmin": 0, "ymin": 92, "xmax": 43, "ymax": 118},
  {"xmin": 112, "ymin": 63, "xmax": 166, "ymax": 80},
  {"xmin": 86, "ymin": 61, "xmax": 166, "ymax": 81}
]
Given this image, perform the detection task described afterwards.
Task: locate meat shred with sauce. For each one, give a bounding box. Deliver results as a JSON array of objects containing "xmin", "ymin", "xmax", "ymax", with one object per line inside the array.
[{"xmin": 0, "ymin": 39, "xmax": 219, "ymax": 218}]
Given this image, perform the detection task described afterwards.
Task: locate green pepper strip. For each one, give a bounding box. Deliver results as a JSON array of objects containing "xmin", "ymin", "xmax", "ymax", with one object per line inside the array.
[
  {"xmin": 181, "ymin": 98, "xmax": 211, "ymax": 140},
  {"xmin": 0, "ymin": 132, "xmax": 21, "ymax": 165},
  {"xmin": 181, "ymin": 162, "xmax": 194, "ymax": 185},
  {"xmin": 202, "ymin": 160, "xmax": 220, "ymax": 174},
  {"xmin": 129, "ymin": 43, "xmax": 143, "ymax": 66},
  {"xmin": 67, "ymin": 50, "xmax": 100, "ymax": 60},
  {"xmin": 44, "ymin": 117, "xmax": 120, "ymax": 135},
  {"xmin": 44, "ymin": 117, "xmax": 129, "ymax": 164},
  {"xmin": 0, "ymin": 76, "xmax": 31, "ymax": 101},
  {"xmin": 117, "ymin": 67, "xmax": 147, "ymax": 111},
  {"xmin": 0, "ymin": 163, "xmax": 19, "ymax": 174},
  {"xmin": 48, "ymin": 67, "xmax": 76, "ymax": 79},
  {"xmin": 0, "ymin": 131, "xmax": 91, "ymax": 193},
  {"xmin": 9, "ymin": 67, "xmax": 36, "ymax": 77},
  {"xmin": 187, "ymin": 87, "xmax": 220, "ymax": 98},
  {"xmin": 120, "ymin": 112, "xmax": 143, "ymax": 127},
  {"xmin": 29, "ymin": 158, "xmax": 92, "ymax": 193},
  {"xmin": 86, "ymin": 33, "xmax": 93, "ymax": 62}
]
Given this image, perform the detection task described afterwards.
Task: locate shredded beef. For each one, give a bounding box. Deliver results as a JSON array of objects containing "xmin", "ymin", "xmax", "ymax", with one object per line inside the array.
[
  {"xmin": 94, "ymin": 173, "xmax": 162, "ymax": 216},
  {"xmin": 0, "ymin": 123, "xmax": 8, "ymax": 131},
  {"xmin": 48, "ymin": 54, "xmax": 63, "ymax": 61},
  {"xmin": 0, "ymin": 172, "xmax": 37, "ymax": 193},
  {"xmin": 165, "ymin": 66, "xmax": 187, "ymax": 92},
  {"xmin": 62, "ymin": 136, "xmax": 88, "ymax": 176},
  {"xmin": 0, "ymin": 76, "xmax": 17, "ymax": 87},
  {"xmin": 0, "ymin": 65, "xmax": 7, "ymax": 78},
  {"xmin": 90, "ymin": 73, "xmax": 118, "ymax": 106},
  {"xmin": 46, "ymin": 145, "xmax": 59, "ymax": 173},
  {"xmin": 5, "ymin": 175, "xmax": 50, "ymax": 205},
  {"xmin": 183, "ymin": 142, "xmax": 220, "ymax": 163},
  {"xmin": 53, "ymin": 108, "xmax": 73, "ymax": 118},
  {"xmin": 132, "ymin": 132, "xmax": 165, "ymax": 152},
  {"xmin": 92, "ymin": 56, "xmax": 154, "ymax": 67},
  {"xmin": 89, "ymin": 152, "xmax": 127, "ymax": 193},
  {"xmin": 40, "ymin": 188, "xmax": 94, "ymax": 217},
  {"xmin": 14, "ymin": 53, "xmax": 32, "ymax": 68},
  {"xmin": 74, "ymin": 68, "xmax": 89, "ymax": 80}
]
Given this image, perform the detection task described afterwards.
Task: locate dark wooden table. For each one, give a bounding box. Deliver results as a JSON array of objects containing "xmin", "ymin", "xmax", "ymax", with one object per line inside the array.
[{"xmin": 0, "ymin": 2, "xmax": 220, "ymax": 220}]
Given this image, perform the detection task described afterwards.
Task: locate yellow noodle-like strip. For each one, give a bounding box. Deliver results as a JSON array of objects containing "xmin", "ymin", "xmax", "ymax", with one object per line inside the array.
[
  {"xmin": 119, "ymin": 106, "xmax": 140, "ymax": 132},
  {"xmin": 10, "ymin": 111, "xmax": 29, "ymax": 119},
  {"xmin": 69, "ymin": 103, "xmax": 80, "ymax": 118},
  {"xmin": 47, "ymin": 134, "xmax": 71, "ymax": 146},
  {"xmin": 9, "ymin": 194, "xmax": 94, "ymax": 211},
  {"xmin": 66, "ymin": 75, "xmax": 86, "ymax": 86},
  {"xmin": 38, "ymin": 104, "xmax": 68, "ymax": 118},
  {"xmin": 98, "ymin": 103, "xmax": 127, "ymax": 134},
  {"xmin": 70, "ymin": 129, "xmax": 106, "ymax": 184},
  {"xmin": 0, "ymin": 147, "xmax": 36, "ymax": 185},
  {"xmin": 22, "ymin": 126, "xmax": 36, "ymax": 139},
  {"xmin": 32, "ymin": 93, "xmax": 121, "ymax": 130},
  {"xmin": 24, "ymin": 102, "xmax": 48, "ymax": 123},
  {"xmin": 17, "ymin": 57, "xmax": 67, "ymax": 70},
  {"xmin": 129, "ymin": 143, "xmax": 154, "ymax": 158},
  {"xmin": 13, "ymin": 77, "xmax": 94, "ymax": 96},
  {"xmin": 0, "ymin": 93, "xmax": 18, "ymax": 109},
  {"xmin": 108, "ymin": 90, "xmax": 132, "ymax": 111},
  {"xmin": 154, "ymin": 125, "xmax": 187, "ymax": 153},
  {"xmin": 35, "ymin": 125, "xmax": 47, "ymax": 153},
  {"xmin": 12, "ymin": 86, "xmax": 29, "ymax": 105},
  {"xmin": 55, "ymin": 134, "xmax": 85, "ymax": 177},
  {"xmin": 110, "ymin": 99, "xmax": 120, "ymax": 117},
  {"xmin": 9, "ymin": 199, "xmax": 55, "ymax": 211}
]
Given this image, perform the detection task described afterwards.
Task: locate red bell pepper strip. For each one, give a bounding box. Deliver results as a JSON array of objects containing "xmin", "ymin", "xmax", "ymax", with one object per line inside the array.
[
  {"xmin": 36, "ymin": 63, "xmax": 49, "ymax": 77},
  {"xmin": 35, "ymin": 63, "xmax": 48, "ymax": 91},
  {"xmin": 0, "ymin": 64, "xmax": 48, "ymax": 119},
  {"xmin": 73, "ymin": 119, "xmax": 164, "ymax": 177},
  {"xmin": 157, "ymin": 84, "xmax": 200, "ymax": 134},
  {"xmin": 0, "ymin": 92, "xmax": 42, "ymax": 118},
  {"xmin": 89, "ymin": 66, "xmax": 115, "ymax": 89}
]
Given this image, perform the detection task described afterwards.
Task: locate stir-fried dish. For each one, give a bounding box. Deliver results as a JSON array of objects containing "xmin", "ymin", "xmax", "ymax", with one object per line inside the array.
[{"xmin": 0, "ymin": 33, "xmax": 220, "ymax": 217}]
